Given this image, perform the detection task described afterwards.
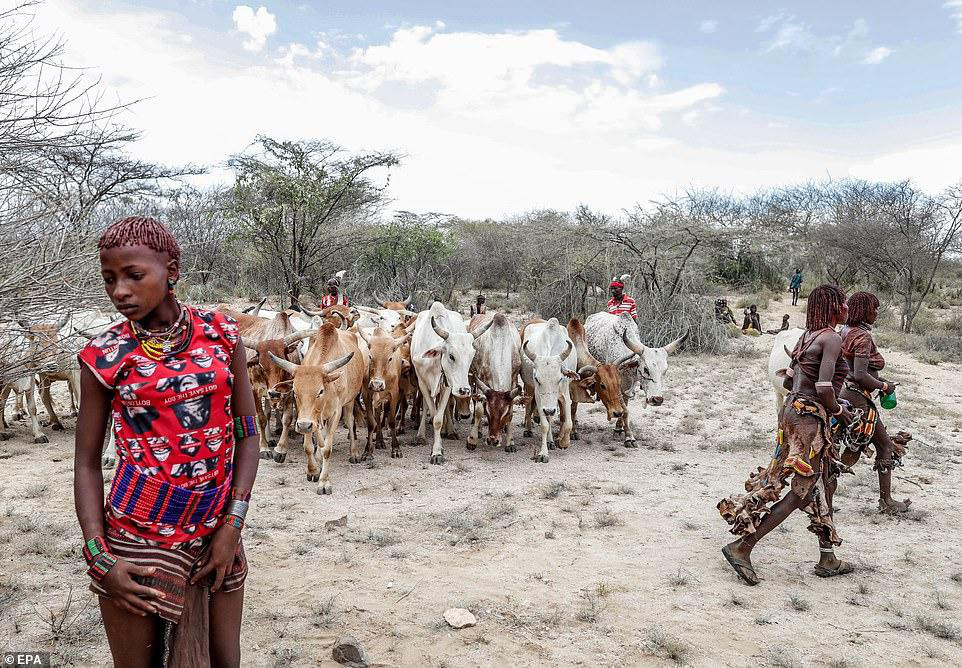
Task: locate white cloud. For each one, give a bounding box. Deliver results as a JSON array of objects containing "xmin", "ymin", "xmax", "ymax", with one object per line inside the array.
[
  {"xmin": 861, "ymin": 46, "xmax": 892, "ymax": 65},
  {"xmin": 944, "ymin": 1, "xmax": 962, "ymax": 32},
  {"xmin": 755, "ymin": 13, "xmax": 785, "ymax": 33},
  {"xmin": 698, "ymin": 20, "xmax": 718, "ymax": 34},
  {"xmin": 850, "ymin": 139, "xmax": 962, "ymax": 192},
  {"xmin": 762, "ymin": 15, "xmax": 873, "ymax": 60},
  {"xmin": 232, "ymin": 5, "xmax": 276, "ymax": 51}
]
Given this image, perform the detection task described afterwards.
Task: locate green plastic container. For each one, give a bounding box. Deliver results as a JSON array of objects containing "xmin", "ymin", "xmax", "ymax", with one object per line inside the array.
[{"xmin": 879, "ymin": 388, "xmax": 897, "ymax": 410}]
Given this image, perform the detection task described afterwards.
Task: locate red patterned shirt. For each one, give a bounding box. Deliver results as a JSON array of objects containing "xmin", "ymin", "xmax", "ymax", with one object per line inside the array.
[
  {"xmin": 78, "ymin": 307, "xmax": 238, "ymax": 547},
  {"xmin": 607, "ymin": 295, "xmax": 637, "ymax": 320},
  {"xmin": 320, "ymin": 293, "xmax": 349, "ymax": 308}
]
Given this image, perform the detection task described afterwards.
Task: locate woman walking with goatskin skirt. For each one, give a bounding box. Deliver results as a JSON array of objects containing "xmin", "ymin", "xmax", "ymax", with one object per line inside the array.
[
  {"xmin": 74, "ymin": 216, "xmax": 260, "ymax": 666},
  {"xmin": 718, "ymin": 285, "xmax": 855, "ymax": 586}
]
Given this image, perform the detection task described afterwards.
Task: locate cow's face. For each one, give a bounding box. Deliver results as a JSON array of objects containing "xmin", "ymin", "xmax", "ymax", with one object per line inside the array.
[
  {"xmin": 530, "ymin": 356, "xmax": 577, "ymax": 417},
  {"xmin": 480, "ymin": 389, "xmax": 516, "ymax": 446},
  {"xmin": 256, "ymin": 340, "xmax": 298, "ymax": 409},
  {"xmin": 426, "ymin": 333, "xmax": 476, "ymax": 399},
  {"xmin": 367, "ymin": 332, "xmax": 405, "ymax": 394},
  {"xmin": 580, "ymin": 363, "xmax": 625, "ymax": 419},
  {"xmin": 634, "ymin": 348, "xmax": 672, "ymax": 405},
  {"xmin": 278, "ymin": 367, "xmax": 342, "ymax": 434}
]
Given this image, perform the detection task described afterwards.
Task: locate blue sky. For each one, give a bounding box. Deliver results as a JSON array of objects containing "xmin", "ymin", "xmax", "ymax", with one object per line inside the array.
[{"xmin": 31, "ymin": 0, "xmax": 962, "ymax": 216}]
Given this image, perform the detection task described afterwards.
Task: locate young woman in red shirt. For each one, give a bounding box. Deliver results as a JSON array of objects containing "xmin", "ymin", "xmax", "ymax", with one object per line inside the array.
[{"xmin": 74, "ymin": 216, "xmax": 260, "ymax": 666}]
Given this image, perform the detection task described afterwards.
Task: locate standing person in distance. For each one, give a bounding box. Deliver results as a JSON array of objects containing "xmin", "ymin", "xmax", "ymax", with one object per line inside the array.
[
  {"xmin": 789, "ymin": 268, "xmax": 804, "ymax": 307},
  {"xmin": 320, "ymin": 271, "xmax": 349, "ymax": 308},
  {"xmin": 74, "ymin": 216, "xmax": 260, "ymax": 666}
]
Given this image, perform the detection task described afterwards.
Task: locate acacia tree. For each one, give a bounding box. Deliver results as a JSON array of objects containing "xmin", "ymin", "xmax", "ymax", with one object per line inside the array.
[
  {"xmin": 229, "ymin": 136, "xmax": 400, "ymax": 303},
  {"xmin": 823, "ymin": 180, "xmax": 962, "ymax": 332}
]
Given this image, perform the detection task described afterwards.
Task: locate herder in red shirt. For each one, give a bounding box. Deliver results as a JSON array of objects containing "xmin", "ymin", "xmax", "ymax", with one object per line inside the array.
[
  {"xmin": 320, "ymin": 273, "xmax": 349, "ymax": 308},
  {"xmin": 607, "ymin": 276, "xmax": 637, "ymax": 320}
]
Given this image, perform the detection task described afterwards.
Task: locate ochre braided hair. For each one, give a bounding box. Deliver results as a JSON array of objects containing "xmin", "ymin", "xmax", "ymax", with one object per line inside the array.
[
  {"xmin": 846, "ymin": 291, "xmax": 880, "ymax": 326},
  {"xmin": 806, "ymin": 284, "xmax": 847, "ymax": 331},
  {"xmin": 98, "ymin": 216, "xmax": 181, "ymax": 262}
]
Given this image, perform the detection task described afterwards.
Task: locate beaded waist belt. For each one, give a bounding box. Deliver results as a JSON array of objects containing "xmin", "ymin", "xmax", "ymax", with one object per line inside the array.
[{"xmin": 108, "ymin": 459, "xmax": 231, "ymax": 527}]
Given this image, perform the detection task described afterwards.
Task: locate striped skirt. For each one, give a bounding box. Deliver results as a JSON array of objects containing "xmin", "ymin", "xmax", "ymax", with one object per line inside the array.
[{"xmin": 90, "ymin": 529, "xmax": 247, "ymax": 624}]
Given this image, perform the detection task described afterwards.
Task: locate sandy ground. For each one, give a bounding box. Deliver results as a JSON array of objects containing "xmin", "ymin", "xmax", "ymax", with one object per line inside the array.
[{"xmin": 1, "ymin": 295, "xmax": 962, "ymax": 667}]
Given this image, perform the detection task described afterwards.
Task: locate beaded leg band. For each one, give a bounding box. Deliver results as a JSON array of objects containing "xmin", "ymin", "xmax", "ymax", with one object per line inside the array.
[{"xmin": 233, "ymin": 415, "xmax": 261, "ymax": 439}]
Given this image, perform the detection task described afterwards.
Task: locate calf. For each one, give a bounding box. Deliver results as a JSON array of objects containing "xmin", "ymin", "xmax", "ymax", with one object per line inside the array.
[
  {"xmin": 467, "ymin": 313, "xmax": 523, "ymax": 451},
  {"xmin": 268, "ymin": 323, "xmax": 364, "ymax": 494}
]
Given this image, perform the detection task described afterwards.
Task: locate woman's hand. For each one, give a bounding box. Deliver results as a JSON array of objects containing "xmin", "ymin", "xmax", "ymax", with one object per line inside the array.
[
  {"xmin": 189, "ymin": 524, "xmax": 241, "ymax": 592},
  {"xmin": 99, "ymin": 559, "xmax": 166, "ymax": 617}
]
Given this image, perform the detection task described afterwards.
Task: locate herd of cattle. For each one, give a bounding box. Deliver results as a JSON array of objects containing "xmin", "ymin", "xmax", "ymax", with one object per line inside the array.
[{"xmin": 0, "ymin": 297, "xmax": 689, "ymax": 495}]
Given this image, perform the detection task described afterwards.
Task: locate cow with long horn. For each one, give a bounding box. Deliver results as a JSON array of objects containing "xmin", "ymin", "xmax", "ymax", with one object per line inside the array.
[
  {"xmin": 520, "ymin": 318, "xmax": 579, "ymax": 463},
  {"xmin": 584, "ymin": 311, "xmax": 689, "ymax": 447},
  {"xmin": 410, "ymin": 301, "xmax": 492, "ymax": 464},
  {"xmin": 267, "ymin": 322, "xmax": 364, "ymax": 494},
  {"xmin": 566, "ymin": 318, "xmax": 626, "ymax": 440}
]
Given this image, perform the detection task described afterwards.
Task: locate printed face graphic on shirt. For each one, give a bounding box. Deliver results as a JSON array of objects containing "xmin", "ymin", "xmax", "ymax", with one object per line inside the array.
[
  {"xmin": 156, "ymin": 371, "xmax": 217, "ymax": 429},
  {"xmin": 170, "ymin": 456, "xmax": 219, "ymax": 479},
  {"xmin": 97, "ymin": 336, "xmax": 140, "ymax": 369},
  {"xmin": 188, "ymin": 348, "xmax": 213, "ymax": 368},
  {"xmin": 206, "ymin": 436, "xmax": 224, "ymax": 453},
  {"xmin": 210, "ymin": 345, "xmax": 230, "ymax": 364},
  {"xmin": 177, "ymin": 432, "xmax": 202, "ymax": 457},
  {"xmin": 196, "ymin": 309, "xmax": 216, "ymax": 324},
  {"xmin": 146, "ymin": 436, "xmax": 171, "ymax": 461},
  {"xmin": 130, "ymin": 355, "xmax": 158, "ymax": 377},
  {"xmin": 125, "ymin": 438, "xmax": 145, "ymax": 460},
  {"xmin": 202, "ymin": 323, "xmax": 221, "ymax": 341},
  {"xmin": 163, "ymin": 357, "xmax": 186, "ymax": 372}
]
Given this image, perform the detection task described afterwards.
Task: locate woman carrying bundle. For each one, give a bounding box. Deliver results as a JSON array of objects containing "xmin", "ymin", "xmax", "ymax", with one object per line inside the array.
[
  {"xmin": 74, "ymin": 216, "xmax": 260, "ymax": 666},
  {"xmin": 718, "ymin": 285, "xmax": 854, "ymax": 585},
  {"xmin": 838, "ymin": 291, "xmax": 911, "ymax": 513}
]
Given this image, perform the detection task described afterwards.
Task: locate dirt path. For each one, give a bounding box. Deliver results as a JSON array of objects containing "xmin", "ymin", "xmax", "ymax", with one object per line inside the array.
[{"xmin": 1, "ymin": 296, "xmax": 961, "ymax": 666}]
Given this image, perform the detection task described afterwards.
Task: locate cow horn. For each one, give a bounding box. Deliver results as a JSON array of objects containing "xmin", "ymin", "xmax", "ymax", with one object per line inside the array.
[
  {"xmin": 392, "ymin": 334, "xmax": 409, "ymax": 352},
  {"xmin": 357, "ymin": 327, "xmax": 372, "ymax": 345},
  {"xmin": 329, "ymin": 310, "xmax": 346, "ymax": 329},
  {"xmin": 297, "ymin": 300, "xmax": 323, "ymax": 317},
  {"xmin": 403, "ymin": 294, "xmax": 413, "ymax": 307},
  {"xmin": 244, "ymin": 344, "xmax": 259, "ymax": 362},
  {"xmin": 511, "ymin": 385, "xmax": 523, "ymax": 399},
  {"xmin": 283, "ymin": 329, "xmax": 316, "ymax": 347},
  {"xmin": 322, "ymin": 351, "xmax": 354, "ymax": 374},
  {"xmin": 475, "ymin": 376, "xmax": 491, "ymax": 393},
  {"xmin": 243, "ymin": 296, "xmax": 268, "ymax": 315},
  {"xmin": 431, "ymin": 316, "xmax": 449, "ymax": 340},
  {"xmin": 615, "ymin": 352, "xmax": 637, "ymax": 368},
  {"xmin": 471, "ymin": 317, "xmax": 494, "ymax": 340},
  {"xmin": 522, "ymin": 340, "xmax": 536, "ymax": 362},
  {"xmin": 577, "ymin": 364, "xmax": 597, "ymax": 378},
  {"xmin": 664, "ymin": 328, "xmax": 690, "ymax": 356},
  {"xmin": 622, "ymin": 327, "xmax": 646, "ymax": 355},
  {"xmin": 784, "ymin": 345, "xmax": 793, "ymax": 358},
  {"xmin": 561, "ymin": 340, "xmax": 574, "ymax": 361},
  {"xmin": 373, "ymin": 292, "xmax": 387, "ymax": 308},
  {"xmin": 267, "ymin": 351, "xmax": 300, "ymax": 375}
]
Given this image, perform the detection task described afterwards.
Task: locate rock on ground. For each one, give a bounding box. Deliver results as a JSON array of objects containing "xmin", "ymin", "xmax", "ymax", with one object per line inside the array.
[
  {"xmin": 332, "ymin": 635, "xmax": 368, "ymax": 667},
  {"xmin": 443, "ymin": 607, "xmax": 477, "ymax": 629}
]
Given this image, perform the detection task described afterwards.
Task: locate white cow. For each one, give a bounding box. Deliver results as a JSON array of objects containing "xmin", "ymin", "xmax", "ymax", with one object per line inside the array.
[
  {"xmin": 411, "ymin": 301, "xmax": 491, "ymax": 464},
  {"xmin": 768, "ymin": 327, "xmax": 804, "ymax": 416},
  {"xmin": 520, "ymin": 318, "xmax": 578, "ymax": 463},
  {"xmin": 584, "ymin": 312, "xmax": 687, "ymax": 447}
]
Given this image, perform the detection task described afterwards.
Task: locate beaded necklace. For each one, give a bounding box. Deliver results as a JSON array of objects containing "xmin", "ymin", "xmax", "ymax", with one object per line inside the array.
[{"xmin": 131, "ymin": 302, "xmax": 193, "ymax": 361}]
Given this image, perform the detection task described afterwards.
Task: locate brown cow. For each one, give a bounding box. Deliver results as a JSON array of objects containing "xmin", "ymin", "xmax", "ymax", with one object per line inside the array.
[
  {"xmin": 567, "ymin": 318, "xmax": 625, "ymax": 440},
  {"xmin": 390, "ymin": 321, "xmax": 421, "ymax": 434},
  {"xmin": 357, "ymin": 326, "xmax": 409, "ymax": 458},
  {"xmin": 294, "ymin": 299, "xmax": 357, "ymax": 329},
  {"xmin": 245, "ymin": 329, "xmax": 314, "ymax": 461},
  {"xmin": 268, "ymin": 323, "xmax": 364, "ymax": 494}
]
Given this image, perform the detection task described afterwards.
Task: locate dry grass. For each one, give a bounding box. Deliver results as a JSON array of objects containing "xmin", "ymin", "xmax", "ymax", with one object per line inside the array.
[
  {"xmin": 593, "ymin": 509, "xmax": 625, "ymax": 528},
  {"xmin": 646, "ymin": 627, "xmax": 691, "ymax": 664},
  {"xmin": 916, "ymin": 616, "xmax": 961, "ymax": 641}
]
